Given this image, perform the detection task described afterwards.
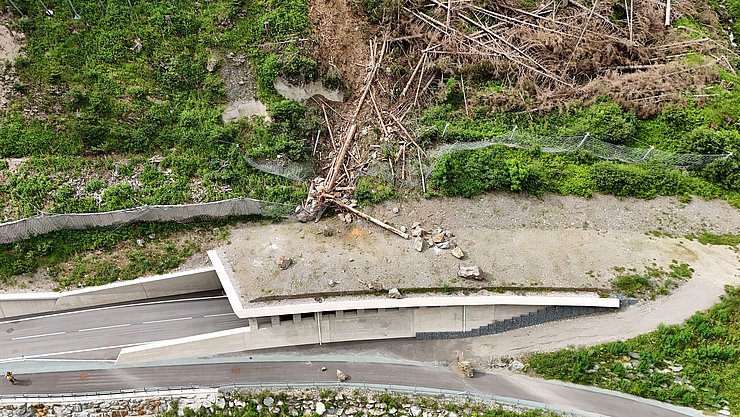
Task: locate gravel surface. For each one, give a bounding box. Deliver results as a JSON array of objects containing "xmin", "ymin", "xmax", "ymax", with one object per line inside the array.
[{"xmin": 217, "ymin": 192, "xmax": 740, "ymax": 307}]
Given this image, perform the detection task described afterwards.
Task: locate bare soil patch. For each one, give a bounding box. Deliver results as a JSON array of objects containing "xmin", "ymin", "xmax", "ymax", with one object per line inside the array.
[
  {"xmin": 309, "ymin": 0, "xmax": 371, "ymax": 93},
  {"xmin": 0, "ymin": 15, "xmax": 22, "ymax": 111},
  {"xmin": 217, "ymin": 192, "xmax": 740, "ymax": 307}
]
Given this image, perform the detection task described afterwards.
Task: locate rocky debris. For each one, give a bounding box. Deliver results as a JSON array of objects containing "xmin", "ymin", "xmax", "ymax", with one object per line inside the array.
[
  {"xmin": 316, "ymin": 402, "xmax": 327, "ymax": 416},
  {"xmin": 358, "ymin": 279, "xmax": 383, "ymax": 291},
  {"xmin": 400, "ymin": 226, "xmax": 407, "ymax": 233},
  {"xmin": 328, "ymin": 279, "xmax": 337, "ymax": 287},
  {"xmin": 388, "ymin": 288, "xmax": 403, "ymax": 299},
  {"xmin": 457, "ymin": 265, "xmax": 482, "ymax": 280},
  {"xmin": 451, "ymin": 246, "xmax": 464, "ymax": 259},
  {"xmin": 320, "ymin": 366, "xmax": 327, "ymax": 371},
  {"xmin": 414, "ymin": 237, "xmax": 424, "ymax": 252},
  {"xmin": 338, "ymin": 212, "xmax": 353, "ymax": 223},
  {"xmin": 263, "ymin": 397, "xmax": 274, "ymax": 406},
  {"xmin": 148, "ymin": 155, "xmax": 164, "ymax": 164},
  {"xmin": 435, "ymin": 241, "xmax": 450, "ymax": 249},
  {"xmin": 277, "ymin": 256, "xmax": 293, "ymax": 270},
  {"xmin": 336, "ymin": 369, "xmax": 348, "ymax": 381},
  {"xmin": 509, "ymin": 360, "xmax": 525, "ymax": 371},
  {"xmin": 136, "ymin": 239, "xmax": 145, "ymax": 248},
  {"xmin": 456, "ymin": 360, "xmax": 475, "ymax": 378},
  {"xmin": 206, "ymin": 58, "xmax": 220, "ymax": 72},
  {"xmin": 392, "ymin": 207, "xmax": 399, "ymax": 214},
  {"xmin": 321, "ymin": 226, "xmax": 335, "ymax": 237},
  {"xmin": 410, "ymin": 405, "xmax": 422, "ymax": 417},
  {"xmin": 432, "ymin": 233, "xmax": 446, "ymax": 244},
  {"xmin": 130, "ymin": 37, "xmax": 143, "ymax": 53}
]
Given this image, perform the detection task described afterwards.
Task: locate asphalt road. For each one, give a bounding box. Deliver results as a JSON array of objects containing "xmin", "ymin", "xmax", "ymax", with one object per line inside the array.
[
  {"xmin": 0, "ymin": 361, "xmax": 697, "ymax": 417},
  {"xmin": 0, "ymin": 295, "xmax": 248, "ymax": 361}
]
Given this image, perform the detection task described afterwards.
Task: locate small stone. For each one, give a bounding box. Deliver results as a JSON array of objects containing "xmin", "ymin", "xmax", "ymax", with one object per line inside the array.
[
  {"xmin": 263, "ymin": 397, "xmax": 274, "ymax": 407},
  {"xmin": 388, "ymin": 288, "xmax": 402, "ymax": 299},
  {"xmin": 136, "ymin": 239, "xmax": 145, "ymax": 248},
  {"xmin": 432, "ymin": 233, "xmax": 445, "ymax": 243},
  {"xmin": 629, "ymin": 352, "xmax": 641, "ymax": 359},
  {"xmin": 320, "ymin": 367, "xmax": 327, "ymax": 371},
  {"xmin": 336, "ymin": 369, "xmax": 348, "ymax": 381},
  {"xmin": 410, "ymin": 406, "xmax": 422, "ymax": 417},
  {"xmin": 392, "ymin": 207, "xmax": 399, "ymax": 214},
  {"xmin": 457, "ymin": 265, "xmax": 482, "ymax": 280},
  {"xmin": 316, "ymin": 402, "xmax": 326, "ymax": 416},
  {"xmin": 411, "ymin": 222, "xmax": 420, "ymax": 229},
  {"xmin": 717, "ymin": 410, "xmax": 730, "ymax": 416},
  {"xmin": 414, "ymin": 237, "xmax": 424, "ymax": 252},
  {"xmin": 509, "ymin": 360, "xmax": 525, "ymax": 371},
  {"xmin": 206, "ymin": 58, "xmax": 219, "ymax": 72},
  {"xmin": 277, "ymin": 256, "xmax": 293, "ymax": 270},
  {"xmin": 435, "ymin": 241, "xmax": 450, "ymax": 249},
  {"xmin": 328, "ymin": 280, "xmax": 337, "ymax": 287},
  {"xmin": 322, "ymin": 227, "xmax": 335, "ymax": 237},
  {"xmin": 411, "ymin": 227, "xmax": 424, "ymax": 237},
  {"xmin": 451, "ymin": 246, "xmax": 464, "ymax": 259},
  {"xmin": 669, "ymin": 365, "xmax": 683, "ymax": 372},
  {"xmin": 400, "ymin": 226, "xmax": 407, "ymax": 233}
]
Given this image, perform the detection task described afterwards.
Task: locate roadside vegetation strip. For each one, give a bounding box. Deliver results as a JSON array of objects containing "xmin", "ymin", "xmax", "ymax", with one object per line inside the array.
[
  {"xmin": 0, "ymin": 217, "xmax": 242, "ymax": 289},
  {"xmin": 526, "ymin": 285, "xmax": 740, "ymax": 415}
]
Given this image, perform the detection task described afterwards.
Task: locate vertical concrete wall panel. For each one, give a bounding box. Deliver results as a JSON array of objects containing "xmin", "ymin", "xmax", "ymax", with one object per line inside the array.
[{"xmin": 413, "ymin": 306, "xmax": 464, "ymax": 332}]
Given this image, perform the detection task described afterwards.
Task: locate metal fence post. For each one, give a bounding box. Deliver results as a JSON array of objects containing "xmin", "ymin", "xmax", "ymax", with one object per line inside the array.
[
  {"xmin": 641, "ymin": 146, "xmax": 655, "ymax": 161},
  {"xmin": 577, "ymin": 133, "xmax": 590, "ymax": 148},
  {"xmin": 509, "ymin": 126, "xmax": 518, "ymax": 142}
]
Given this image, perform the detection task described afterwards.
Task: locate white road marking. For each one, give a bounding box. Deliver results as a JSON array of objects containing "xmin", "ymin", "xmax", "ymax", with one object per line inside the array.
[
  {"xmin": 0, "ymin": 295, "xmax": 227, "ymax": 325},
  {"xmin": 0, "ymin": 342, "xmax": 148, "ymax": 361},
  {"xmin": 142, "ymin": 317, "xmax": 193, "ymax": 325},
  {"xmin": 203, "ymin": 313, "xmax": 235, "ymax": 318},
  {"xmin": 11, "ymin": 331, "xmax": 66, "ymax": 341},
  {"xmin": 78, "ymin": 323, "xmax": 131, "ymax": 332}
]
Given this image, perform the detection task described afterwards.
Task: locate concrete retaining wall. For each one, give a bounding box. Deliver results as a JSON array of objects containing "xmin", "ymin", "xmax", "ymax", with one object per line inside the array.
[
  {"xmin": 115, "ymin": 303, "xmax": 607, "ymax": 365},
  {"xmin": 0, "ymin": 267, "xmax": 221, "ymax": 319}
]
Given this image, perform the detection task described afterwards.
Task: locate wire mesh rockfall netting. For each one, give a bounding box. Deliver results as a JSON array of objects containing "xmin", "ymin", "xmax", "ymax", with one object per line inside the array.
[
  {"xmin": 0, "ymin": 198, "xmax": 295, "ymax": 244},
  {"xmin": 365, "ymin": 130, "xmax": 732, "ymax": 189}
]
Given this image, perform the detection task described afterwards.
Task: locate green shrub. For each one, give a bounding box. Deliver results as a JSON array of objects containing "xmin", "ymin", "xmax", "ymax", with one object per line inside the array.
[{"xmin": 356, "ymin": 176, "xmax": 397, "ymax": 207}]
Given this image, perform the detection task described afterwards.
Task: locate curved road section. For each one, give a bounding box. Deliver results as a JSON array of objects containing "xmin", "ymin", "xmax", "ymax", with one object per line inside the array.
[{"xmin": 0, "ymin": 361, "xmax": 699, "ymax": 417}]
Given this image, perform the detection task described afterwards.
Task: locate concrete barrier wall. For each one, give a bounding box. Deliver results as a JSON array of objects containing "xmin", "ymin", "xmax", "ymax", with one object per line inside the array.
[
  {"xmin": 115, "ymin": 303, "xmax": 583, "ymax": 364},
  {"xmin": 0, "ymin": 267, "xmax": 221, "ymax": 319}
]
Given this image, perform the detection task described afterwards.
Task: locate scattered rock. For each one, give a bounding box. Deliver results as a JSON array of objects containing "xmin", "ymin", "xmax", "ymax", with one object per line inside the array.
[
  {"xmin": 336, "ymin": 369, "xmax": 348, "ymax": 382},
  {"xmin": 320, "ymin": 367, "xmax": 327, "ymax": 372},
  {"xmin": 392, "ymin": 207, "xmax": 399, "ymax": 214},
  {"xmin": 451, "ymin": 246, "xmax": 464, "ymax": 259},
  {"xmin": 435, "ymin": 241, "xmax": 451, "ymax": 250},
  {"xmin": 456, "ymin": 360, "xmax": 475, "ymax": 378},
  {"xmin": 717, "ymin": 410, "xmax": 730, "ymax": 416},
  {"xmin": 457, "ymin": 265, "xmax": 482, "ymax": 280},
  {"xmin": 316, "ymin": 402, "xmax": 326, "ymax": 416},
  {"xmin": 148, "ymin": 155, "xmax": 164, "ymax": 164},
  {"xmin": 322, "ymin": 227, "xmax": 335, "ymax": 237},
  {"xmin": 277, "ymin": 256, "xmax": 293, "ymax": 270},
  {"xmin": 414, "ymin": 237, "xmax": 424, "ymax": 252},
  {"xmin": 629, "ymin": 351, "xmax": 641, "ymax": 359},
  {"xmin": 263, "ymin": 397, "xmax": 274, "ymax": 407},
  {"xmin": 669, "ymin": 365, "xmax": 683, "ymax": 372},
  {"xmin": 410, "ymin": 406, "xmax": 422, "ymax": 417},
  {"xmin": 328, "ymin": 279, "xmax": 337, "ymax": 287},
  {"xmin": 509, "ymin": 360, "xmax": 525, "ymax": 371},
  {"xmin": 136, "ymin": 239, "xmax": 145, "ymax": 248},
  {"xmin": 400, "ymin": 226, "xmax": 407, "ymax": 233},
  {"xmin": 206, "ymin": 58, "xmax": 219, "ymax": 72},
  {"xmin": 388, "ymin": 288, "xmax": 403, "ymax": 299},
  {"xmin": 432, "ymin": 233, "xmax": 446, "ymax": 244}
]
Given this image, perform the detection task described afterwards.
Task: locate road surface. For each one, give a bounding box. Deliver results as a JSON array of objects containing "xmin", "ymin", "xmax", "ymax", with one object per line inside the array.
[
  {"xmin": 0, "ymin": 361, "xmax": 699, "ymax": 417},
  {"xmin": 0, "ymin": 295, "xmax": 247, "ymax": 361}
]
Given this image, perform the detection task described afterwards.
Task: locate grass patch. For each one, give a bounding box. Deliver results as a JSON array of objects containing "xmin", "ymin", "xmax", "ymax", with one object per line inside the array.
[
  {"xmin": 611, "ymin": 261, "xmax": 694, "ymax": 299},
  {"xmin": 527, "ymin": 285, "xmax": 740, "ymax": 414},
  {"xmin": 0, "ymin": 217, "xmax": 252, "ymax": 288},
  {"xmin": 0, "ymin": 0, "xmax": 317, "ymax": 219},
  {"xmin": 686, "ymin": 232, "xmax": 740, "ymax": 247},
  {"xmin": 355, "ymin": 176, "xmax": 397, "ymax": 208}
]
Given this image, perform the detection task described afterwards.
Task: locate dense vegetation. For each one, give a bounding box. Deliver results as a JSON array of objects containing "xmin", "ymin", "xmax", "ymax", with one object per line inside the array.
[
  {"xmin": 527, "ymin": 286, "xmax": 740, "ymax": 414},
  {"xmin": 611, "ymin": 261, "xmax": 694, "ymax": 299},
  {"xmin": 0, "ymin": 0, "xmax": 318, "ymax": 220},
  {"xmin": 423, "ymin": 79, "xmax": 740, "ymax": 207}
]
